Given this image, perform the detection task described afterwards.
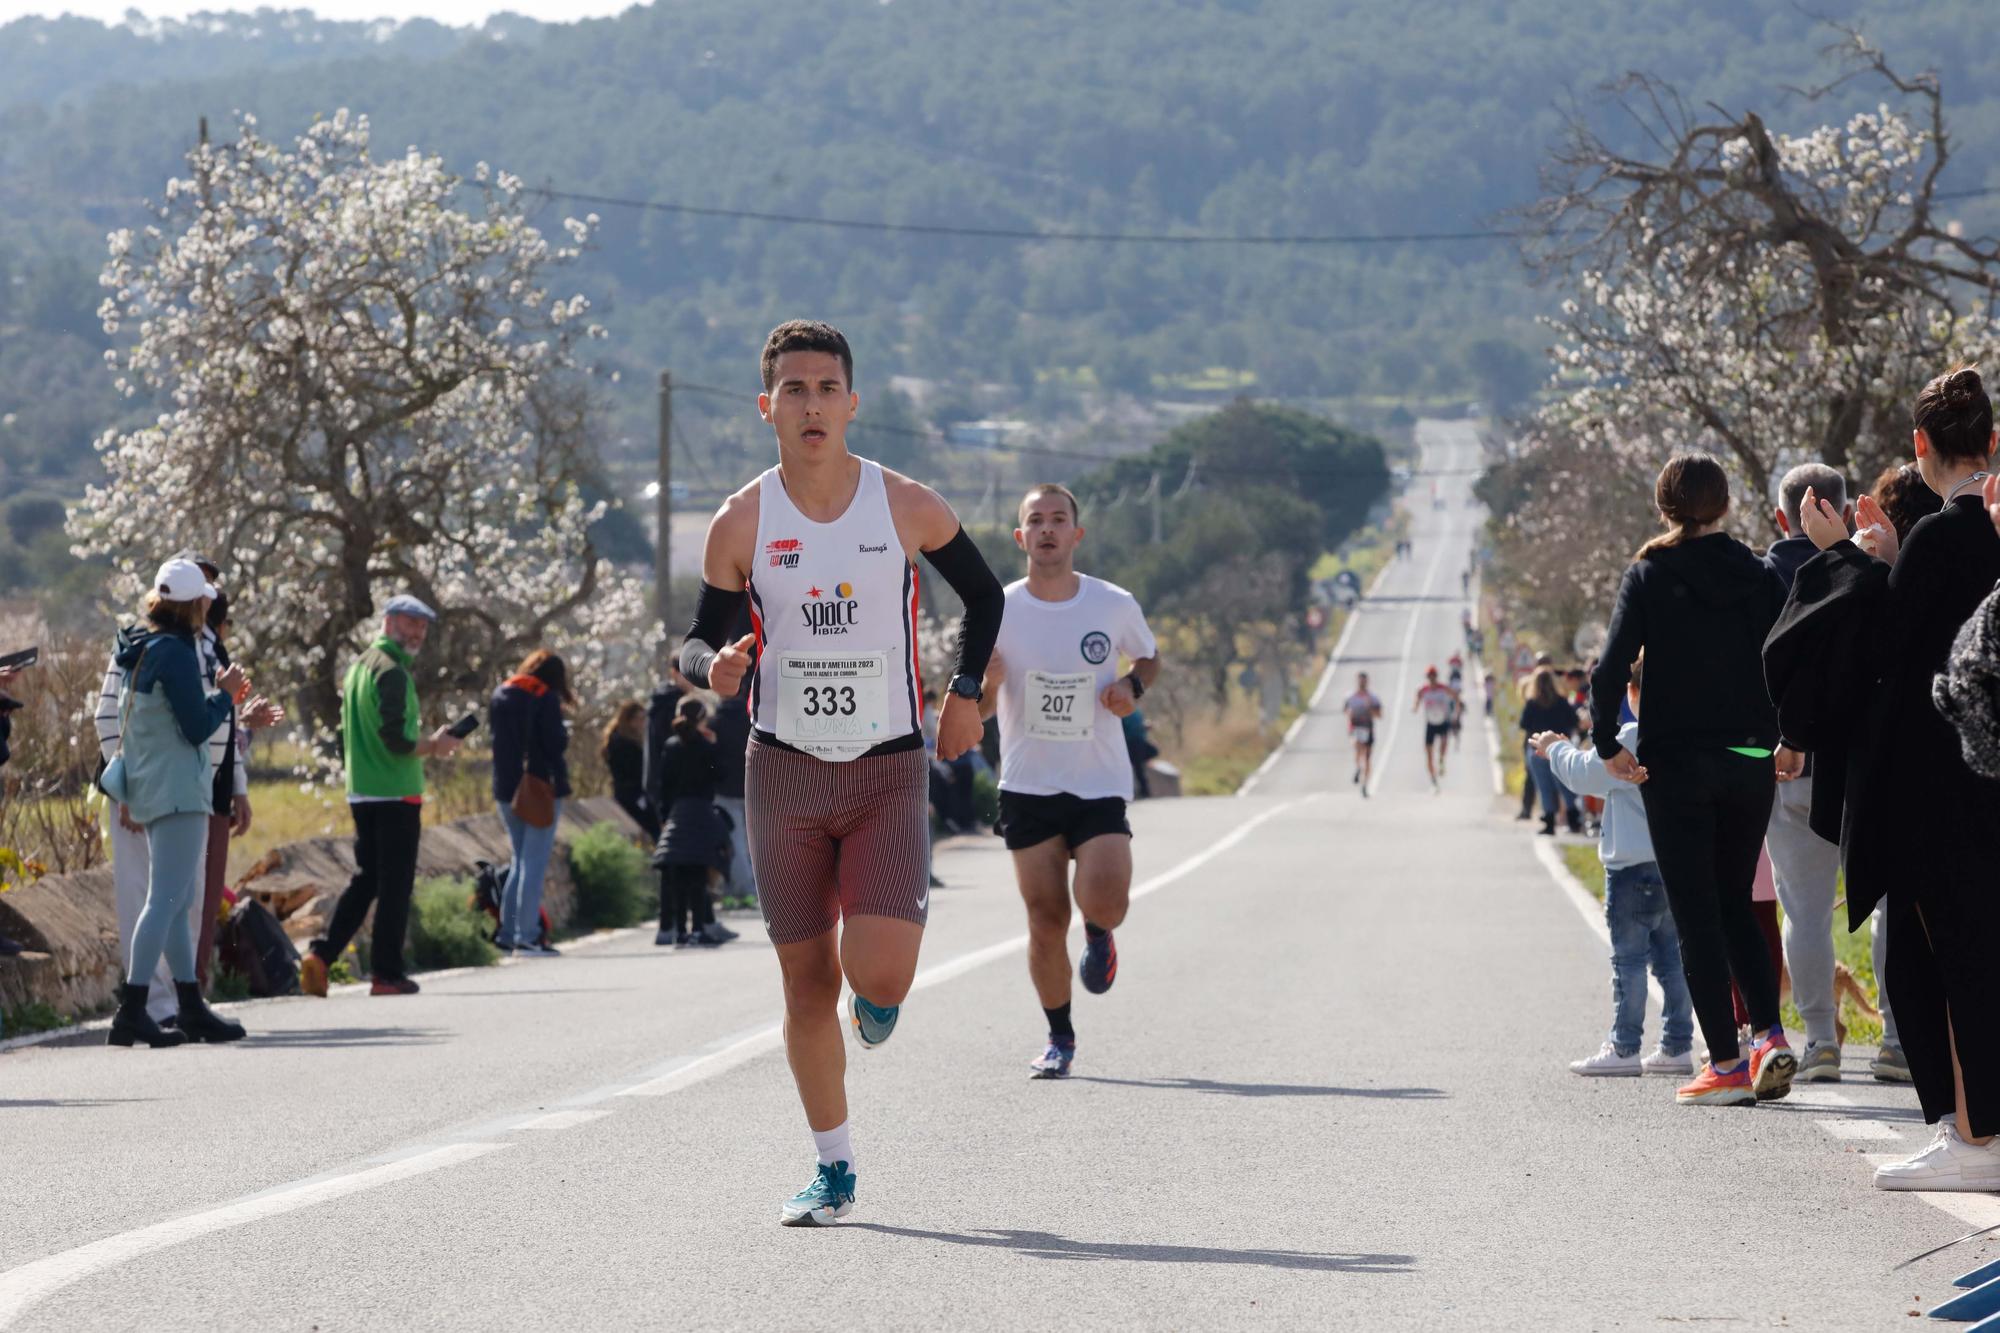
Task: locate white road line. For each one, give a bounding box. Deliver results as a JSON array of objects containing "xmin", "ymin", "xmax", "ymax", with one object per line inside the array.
[
  {"xmin": 0, "ymin": 797, "xmax": 1306, "ymax": 1326},
  {"xmin": 0, "ymin": 1143, "xmax": 507, "ymax": 1327},
  {"xmin": 514, "ymin": 1110, "xmax": 612, "ymax": 1130},
  {"xmin": 1368, "ymin": 511, "xmax": 1455, "ymax": 796},
  {"xmin": 1240, "ymin": 559, "xmax": 1394, "ymax": 797},
  {"xmin": 1816, "ymin": 1118, "xmax": 1906, "ymax": 1142}
]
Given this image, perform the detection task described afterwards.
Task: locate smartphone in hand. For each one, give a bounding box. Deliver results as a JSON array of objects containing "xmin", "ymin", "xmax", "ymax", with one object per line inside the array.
[
  {"xmin": 0, "ymin": 646, "xmax": 39, "ymax": 672},
  {"xmin": 446, "ymin": 713, "xmax": 481, "ymax": 740}
]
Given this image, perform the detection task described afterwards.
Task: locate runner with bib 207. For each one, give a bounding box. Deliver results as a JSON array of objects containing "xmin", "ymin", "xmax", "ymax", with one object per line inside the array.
[
  {"xmin": 981, "ymin": 484, "xmax": 1161, "ymax": 1080},
  {"xmin": 678, "ymin": 321, "xmax": 1005, "ymax": 1227}
]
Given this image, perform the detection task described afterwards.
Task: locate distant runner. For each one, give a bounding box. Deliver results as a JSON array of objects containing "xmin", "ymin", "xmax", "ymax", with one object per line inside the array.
[
  {"xmin": 1343, "ymin": 672, "xmax": 1383, "ymax": 794},
  {"xmin": 1413, "ymin": 667, "xmax": 1461, "ymax": 791},
  {"xmin": 983, "ymin": 484, "xmax": 1160, "ymax": 1081},
  {"xmin": 679, "ymin": 321, "xmax": 1004, "ymax": 1227}
]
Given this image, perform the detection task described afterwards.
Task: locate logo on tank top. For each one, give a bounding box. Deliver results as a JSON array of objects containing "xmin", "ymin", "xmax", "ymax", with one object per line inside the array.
[
  {"xmin": 802, "ymin": 581, "xmax": 859, "ymax": 635},
  {"xmin": 1080, "ymin": 631, "xmax": 1111, "ymax": 664},
  {"xmin": 765, "ymin": 538, "xmax": 803, "ymax": 570}
]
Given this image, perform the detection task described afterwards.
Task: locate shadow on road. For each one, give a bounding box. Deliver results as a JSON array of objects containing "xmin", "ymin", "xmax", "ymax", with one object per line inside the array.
[
  {"xmin": 1071, "ymin": 1075, "xmax": 1446, "ymax": 1100},
  {"xmin": 242, "ymin": 1026, "xmax": 448, "ymax": 1049},
  {"xmin": 847, "ymin": 1224, "xmax": 1415, "ymax": 1273}
]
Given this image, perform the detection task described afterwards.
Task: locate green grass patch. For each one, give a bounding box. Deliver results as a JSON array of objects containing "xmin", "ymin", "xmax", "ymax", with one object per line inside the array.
[
  {"xmin": 1181, "ymin": 750, "xmax": 1264, "ymax": 797},
  {"xmin": 566, "ymin": 822, "xmax": 655, "ymax": 931},
  {"xmin": 1560, "ymin": 843, "xmax": 1605, "ymax": 901},
  {"xmin": 1, "ymin": 1000, "xmax": 69, "ymax": 1036},
  {"xmin": 408, "ymin": 877, "xmax": 501, "ymax": 971}
]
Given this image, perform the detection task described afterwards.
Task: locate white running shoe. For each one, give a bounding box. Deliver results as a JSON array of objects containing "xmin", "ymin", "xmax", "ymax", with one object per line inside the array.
[
  {"xmin": 1569, "ymin": 1042, "xmax": 1642, "ymax": 1077},
  {"xmin": 1641, "ymin": 1046, "xmax": 1694, "ymax": 1076},
  {"xmin": 1873, "ymin": 1120, "xmax": 2000, "ymax": 1192}
]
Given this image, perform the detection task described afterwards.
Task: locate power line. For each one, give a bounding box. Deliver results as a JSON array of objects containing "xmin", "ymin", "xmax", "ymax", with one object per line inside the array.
[
  {"xmin": 534, "ymin": 186, "xmax": 1513, "ymax": 247},
  {"xmin": 668, "ymin": 380, "xmax": 1476, "ymax": 478}
]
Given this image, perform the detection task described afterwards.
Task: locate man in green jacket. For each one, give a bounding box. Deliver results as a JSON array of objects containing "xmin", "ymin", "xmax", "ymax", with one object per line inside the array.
[{"xmin": 301, "ymin": 595, "xmax": 463, "ymax": 997}]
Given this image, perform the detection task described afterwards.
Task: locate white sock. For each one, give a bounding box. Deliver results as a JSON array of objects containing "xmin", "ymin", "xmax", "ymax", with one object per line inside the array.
[{"xmin": 813, "ymin": 1120, "xmax": 853, "ymax": 1169}]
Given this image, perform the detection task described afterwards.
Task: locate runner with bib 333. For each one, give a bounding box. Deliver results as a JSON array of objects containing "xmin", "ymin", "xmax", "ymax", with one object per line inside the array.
[
  {"xmin": 981, "ymin": 484, "xmax": 1160, "ymax": 1080},
  {"xmin": 678, "ymin": 321, "xmax": 1005, "ymax": 1226}
]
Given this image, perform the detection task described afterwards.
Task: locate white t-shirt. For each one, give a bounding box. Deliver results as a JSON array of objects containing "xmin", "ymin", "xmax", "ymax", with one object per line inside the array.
[
  {"xmin": 1344, "ymin": 691, "xmax": 1381, "ymax": 728},
  {"xmin": 995, "ymin": 574, "xmax": 1158, "ymax": 800},
  {"xmin": 1416, "ymin": 683, "xmax": 1456, "ymax": 725}
]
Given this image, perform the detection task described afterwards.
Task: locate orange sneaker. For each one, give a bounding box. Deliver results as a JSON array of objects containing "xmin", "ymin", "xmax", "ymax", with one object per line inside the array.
[
  {"xmin": 299, "ymin": 951, "xmax": 329, "ymax": 998},
  {"xmin": 1750, "ymin": 1032, "xmax": 1796, "ymax": 1102},
  {"xmin": 1675, "ymin": 1062, "xmax": 1754, "ymax": 1106}
]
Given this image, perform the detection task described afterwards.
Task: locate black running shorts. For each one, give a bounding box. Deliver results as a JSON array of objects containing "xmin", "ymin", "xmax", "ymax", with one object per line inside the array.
[
  {"xmin": 1424, "ymin": 721, "xmax": 1452, "ymax": 746},
  {"xmin": 998, "ymin": 790, "xmax": 1131, "ymax": 852},
  {"xmin": 1352, "ymin": 724, "xmax": 1375, "ymax": 748}
]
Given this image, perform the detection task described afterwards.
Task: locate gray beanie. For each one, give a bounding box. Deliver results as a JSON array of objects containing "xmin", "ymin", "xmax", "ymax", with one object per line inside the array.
[{"xmin": 1933, "ymin": 582, "xmax": 2000, "ymax": 780}]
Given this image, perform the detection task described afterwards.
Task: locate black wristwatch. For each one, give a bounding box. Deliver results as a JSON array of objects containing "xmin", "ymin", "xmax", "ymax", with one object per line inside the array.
[
  {"xmin": 947, "ymin": 674, "xmax": 984, "ymax": 704},
  {"xmin": 1126, "ymin": 671, "xmax": 1146, "ymax": 700}
]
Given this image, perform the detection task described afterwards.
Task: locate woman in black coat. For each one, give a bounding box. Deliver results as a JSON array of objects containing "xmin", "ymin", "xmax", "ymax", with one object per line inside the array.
[
  {"xmin": 651, "ymin": 696, "xmax": 733, "ymax": 948},
  {"xmin": 1793, "ymin": 365, "xmax": 2000, "ymax": 1185},
  {"xmin": 601, "ymin": 701, "xmax": 658, "ymax": 841},
  {"xmin": 1589, "ymin": 452, "xmax": 1793, "ymax": 1106}
]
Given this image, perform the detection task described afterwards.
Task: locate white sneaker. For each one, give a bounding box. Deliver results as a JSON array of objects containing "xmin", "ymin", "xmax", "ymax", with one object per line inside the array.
[
  {"xmin": 1874, "ymin": 1121, "xmax": 2000, "ymax": 1192},
  {"xmin": 1642, "ymin": 1046, "xmax": 1694, "ymax": 1076},
  {"xmin": 1570, "ymin": 1042, "xmax": 1643, "ymax": 1077}
]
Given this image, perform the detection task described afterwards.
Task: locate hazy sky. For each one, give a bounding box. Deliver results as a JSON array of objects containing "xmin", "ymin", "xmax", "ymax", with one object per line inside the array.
[{"xmin": 0, "ymin": 1, "xmax": 634, "ymax": 21}]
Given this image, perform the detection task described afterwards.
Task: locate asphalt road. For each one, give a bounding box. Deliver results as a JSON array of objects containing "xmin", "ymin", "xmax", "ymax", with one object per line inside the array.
[{"xmin": 2, "ymin": 420, "xmax": 1993, "ymax": 1330}]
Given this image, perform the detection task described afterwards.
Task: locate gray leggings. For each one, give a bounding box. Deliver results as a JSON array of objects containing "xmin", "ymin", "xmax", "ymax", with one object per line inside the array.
[{"xmin": 128, "ymin": 811, "xmax": 207, "ymax": 986}]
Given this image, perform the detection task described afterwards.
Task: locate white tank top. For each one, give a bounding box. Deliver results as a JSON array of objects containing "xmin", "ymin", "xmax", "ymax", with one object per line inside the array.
[{"xmin": 748, "ymin": 458, "xmax": 922, "ymax": 761}]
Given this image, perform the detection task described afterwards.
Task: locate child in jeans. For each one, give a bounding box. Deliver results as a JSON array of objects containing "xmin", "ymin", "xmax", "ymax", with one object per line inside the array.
[{"xmin": 1532, "ymin": 653, "xmax": 1695, "ymax": 1076}]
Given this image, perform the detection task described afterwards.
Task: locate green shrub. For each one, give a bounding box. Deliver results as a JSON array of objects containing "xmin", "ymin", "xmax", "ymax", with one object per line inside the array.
[
  {"xmin": 408, "ymin": 876, "xmax": 500, "ymax": 971},
  {"xmin": 1, "ymin": 1000, "xmax": 67, "ymax": 1035},
  {"xmin": 972, "ymin": 769, "xmax": 999, "ymax": 827},
  {"xmin": 210, "ymin": 970, "xmax": 252, "ymax": 1001},
  {"xmin": 567, "ymin": 821, "xmax": 654, "ymax": 930}
]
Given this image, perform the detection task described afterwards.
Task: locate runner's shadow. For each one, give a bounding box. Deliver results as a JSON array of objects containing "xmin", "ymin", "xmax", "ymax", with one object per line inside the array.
[
  {"xmin": 847, "ymin": 1224, "xmax": 1414, "ymax": 1273},
  {"xmin": 1071, "ymin": 1076, "xmax": 1446, "ymax": 1100},
  {"xmin": 242, "ymin": 1027, "xmax": 448, "ymax": 1049}
]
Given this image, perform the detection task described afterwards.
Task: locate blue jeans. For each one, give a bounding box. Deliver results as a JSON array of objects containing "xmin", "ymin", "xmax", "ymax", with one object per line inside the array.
[
  {"xmin": 1604, "ymin": 861, "xmax": 1694, "ymax": 1055},
  {"xmin": 1526, "ymin": 750, "xmax": 1561, "ymax": 819},
  {"xmin": 498, "ymin": 800, "xmax": 562, "ymax": 948}
]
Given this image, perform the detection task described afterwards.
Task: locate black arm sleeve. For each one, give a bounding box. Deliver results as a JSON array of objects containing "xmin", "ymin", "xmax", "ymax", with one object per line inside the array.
[
  {"xmin": 678, "ymin": 582, "xmax": 749, "ymax": 688},
  {"xmin": 921, "ymin": 527, "xmax": 1005, "ymax": 682}
]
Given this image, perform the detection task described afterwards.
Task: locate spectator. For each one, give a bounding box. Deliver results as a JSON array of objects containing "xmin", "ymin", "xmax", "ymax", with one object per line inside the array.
[
  {"xmin": 1122, "ymin": 707, "xmax": 1158, "ymax": 799},
  {"xmin": 1592, "ymin": 451, "xmax": 1793, "ymax": 1107},
  {"xmin": 1534, "ymin": 651, "xmax": 1694, "ymax": 1077},
  {"xmin": 491, "ymin": 649, "xmax": 576, "ymax": 958},
  {"xmin": 1762, "ymin": 463, "xmax": 1851, "ymax": 1085},
  {"xmin": 196, "ymin": 584, "xmax": 283, "ymax": 990},
  {"xmin": 1518, "ymin": 669, "xmax": 1577, "ymax": 837},
  {"xmin": 298, "ymin": 595, "xmax": 463, "ymax": 999},
  {"xmin": 0, "ymin": 665, "xmax": 26, "ymax": 964},
  {"xmin": 602, "ymin": 701, "xmax": 657, "ymax": 840},
  {"xmin": 1788, "ymin": 365, "xmax": 2000, "ymax": 1187},
  {"xmin": 105, "ymin": 559, "xmax": 250, "ymax": 1047},
  {"xmin": 651, "ymin": 696, "xmax": 733, "ymax": 947},
  {"xmin": 710, "ymin": 684, "xmax": 757, "ymax": 906},
  {"xmin": 643, "ymin": 665, "xmax": 688, "ymax": 829},
  {"xmin": 1871, "ymin": 462, "xmax": 1944, "ymax": 543}
]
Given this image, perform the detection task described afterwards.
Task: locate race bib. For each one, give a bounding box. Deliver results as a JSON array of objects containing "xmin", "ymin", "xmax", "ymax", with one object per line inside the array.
[
  {"xmin": 1025, "ymin": 669, "xmax": 1096, "ymax": 742},
  {"xmin": 776, "ymin": 651, "xmax": 891, "ymax": 760}
]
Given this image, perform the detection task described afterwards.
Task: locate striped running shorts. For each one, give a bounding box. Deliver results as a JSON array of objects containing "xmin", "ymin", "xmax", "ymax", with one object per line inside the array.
[{"xmin": 744, "ymin": 737, "xmax": 932, "ymax": 946}]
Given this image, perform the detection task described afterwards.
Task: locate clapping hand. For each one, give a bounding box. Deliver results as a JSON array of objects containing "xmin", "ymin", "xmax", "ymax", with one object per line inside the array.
[
  {"xmin": 1851, "ymin": 494, "xmax": 1899, "ymax": 564},
  {"xmin": 1986, "ymin": 473, "xmax": 2000, "ymax": 539},
  {"xmin": 1799, "ymin": 486, "xmax": 1850, "ymax": 551}
]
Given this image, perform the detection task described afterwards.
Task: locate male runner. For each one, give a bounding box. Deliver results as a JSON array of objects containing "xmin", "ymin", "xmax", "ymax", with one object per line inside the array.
[
  {"xmin": 1413, "ymin": 666, "xmax": 1461, "ymax": 790},
  {"xmin": 980, "ymin": 484, "xmax": 1160, "ymax": 1080},
  {"xmin": 1342, "ymin": 672, "xmax": 1383, "ymax": 793},
  {"xmin": 679, "ymin": 321, "xmax": 1004, "ymax": 1227}
]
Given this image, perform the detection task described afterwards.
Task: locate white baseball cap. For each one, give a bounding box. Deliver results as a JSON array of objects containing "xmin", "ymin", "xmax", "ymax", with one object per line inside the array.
[{"xmin": 154, "ymin": 558, "xmax": 218, "ymax": 603}]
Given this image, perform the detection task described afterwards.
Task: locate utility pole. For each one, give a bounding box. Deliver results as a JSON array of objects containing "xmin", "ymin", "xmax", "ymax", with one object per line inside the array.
[
  {"xmin": 1149, "ymin": 470, "xmax": 1163, "ymax": 545},
  {"xmin": 656, "ymin": 370, "xmax": 673, "ymax": 634}
]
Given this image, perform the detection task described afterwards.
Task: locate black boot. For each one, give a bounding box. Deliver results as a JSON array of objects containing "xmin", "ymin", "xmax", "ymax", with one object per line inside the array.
[
  {"xmin": 108, "ymin": 983, "xmax": 188, "ymax": 1048},
  {"xmin": 175, "ymin": 981, "xmax": 246, "ymax": 1043},
  {"xmin": 1539, "ymin": 814, "xmax": 1557, "ymax": 837}
]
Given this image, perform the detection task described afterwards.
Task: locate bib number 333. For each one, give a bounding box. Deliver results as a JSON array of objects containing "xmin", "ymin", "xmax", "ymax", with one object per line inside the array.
[{"xmin": 777, "ymin": 652, "xmax": 892, "ymax": 761}]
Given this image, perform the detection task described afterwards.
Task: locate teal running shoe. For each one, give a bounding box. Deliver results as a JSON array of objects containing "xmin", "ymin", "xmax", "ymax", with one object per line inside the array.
[
  {"xmin": 849, "ymin": 993, "xmax": 900, "ymax": 1048},
  {"xmin": 780, "ymin": 1160, "xmax": 856, "ymax": 1227}
]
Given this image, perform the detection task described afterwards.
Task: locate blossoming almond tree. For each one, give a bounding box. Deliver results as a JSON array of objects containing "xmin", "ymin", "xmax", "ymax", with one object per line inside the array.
[
  {"xmin": 71, "ymin": 110, "xmax": 654, "ymax": 742},
  {"xmin": 1525, "ymin": 34, "xmax": 2000, "ymax": 499}
]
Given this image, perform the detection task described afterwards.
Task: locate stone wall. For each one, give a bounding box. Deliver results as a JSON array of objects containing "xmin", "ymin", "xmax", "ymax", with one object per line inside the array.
[{"xmin": 0, "ymin": 796, "xmax": 645, "ymax": 1022}]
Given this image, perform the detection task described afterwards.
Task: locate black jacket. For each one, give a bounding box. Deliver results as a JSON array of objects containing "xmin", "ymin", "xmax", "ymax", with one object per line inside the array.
[
  {"xmin": 489, "ymin": 677, "xmax": 572, "ymax": 803},
  {"xmin": 1591, "ymin": 532, "xmax": 1787, "ymax": 759},
  {"xmin": 652, "ymin": 733, "xmax": 728, "ymax": 870},
  {"xmin": 1762, "ymin": 534, "xmax": 1819, "ymax": 591}
]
